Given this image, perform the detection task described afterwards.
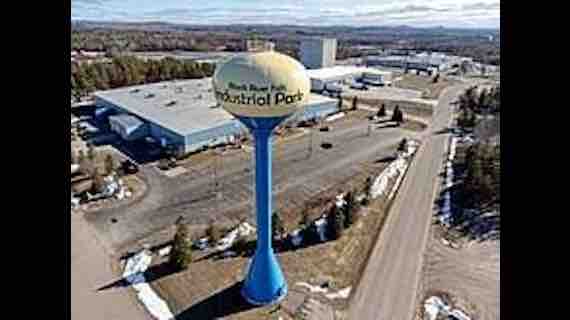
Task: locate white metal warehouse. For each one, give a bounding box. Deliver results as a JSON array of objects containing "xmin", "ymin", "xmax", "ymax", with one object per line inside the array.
[
  {"xmin": 306, "ymin": 66, "xmax": 393, "ymax": 92},
  {"xmin": 94, "ymin": 78, "xmax": 338, "ymax": 155}
]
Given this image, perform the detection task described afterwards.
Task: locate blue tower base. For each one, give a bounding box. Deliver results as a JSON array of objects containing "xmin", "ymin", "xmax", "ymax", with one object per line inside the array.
[
  {"xmin": 236, "ymin": 116, "xmax": 289, "ymax": 306},
  {"xmin": 241, "ymin": 249, "xmax": 288, "ymax": 305}
]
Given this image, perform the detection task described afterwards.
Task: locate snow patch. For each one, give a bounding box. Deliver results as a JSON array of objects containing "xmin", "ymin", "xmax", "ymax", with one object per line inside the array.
[
  {"xmin": 296, "ymin": 282, "xmax": 328, "ymax": 294},
  {"xmin": 369, "ymin": 140, "xmax": 419, "ymax": 200},
  {"xmin": 314, "ymin": 216, "xmax": 328, "ymax": 242},
  {"xmin": 324, "ymin": 287, "xmax": 351, "ymax": 300},
  {"xmin": 325, "ymin": 112, "xmax": 345, "ymax": 122},
  {"xmin": 423, "ymin": 296, "xmax": 471, "ymax": 320},
  {"xmin": 290, "ymin": 229, "xmax": 303, "ymax": 247},
  {"xmin": 215, "ymin": 222, "xmax": 256, "ymax": 252},
  {"xmin": 122, "ymin": 250, "xmax": 175, "ymax": 320}
]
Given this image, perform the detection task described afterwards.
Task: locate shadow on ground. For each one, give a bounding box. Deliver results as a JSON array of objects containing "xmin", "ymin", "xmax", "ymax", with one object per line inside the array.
[
  {"xmin": 97, "ymin": 261, "xmax": 180, "ymax": 291},
  {"xmin": 433, "ymin": 127, "xmax": 453, "ymax": 135},
  {"xmin": 195, "ymin": 227, "xmax": 332, "ymax": 263},
  {"xmin": 433, "ymin": 166, "xmax": 500, "ymax": 242},
  {"xmin": 174, "ymin": 281, "xmax": 257, "ymax": 319}
]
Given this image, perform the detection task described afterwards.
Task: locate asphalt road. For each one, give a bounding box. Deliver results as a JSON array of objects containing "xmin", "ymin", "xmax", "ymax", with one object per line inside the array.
[
  {"xmin": 347, "ymin": 83, "xmax": 473, "ymax": 320},
  {"xmin": 71, "ymin": 212, "xmax": 151, "ymax": 320},
  {"xmin": 87, "ymin": 116, "xmax": 412, "ymax": 253}
]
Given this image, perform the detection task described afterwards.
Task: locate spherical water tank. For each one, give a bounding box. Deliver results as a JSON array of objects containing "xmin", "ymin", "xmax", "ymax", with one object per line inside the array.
[{"xmin": 213, "ymin": 51, "xmax": 310, "ymax": 118}]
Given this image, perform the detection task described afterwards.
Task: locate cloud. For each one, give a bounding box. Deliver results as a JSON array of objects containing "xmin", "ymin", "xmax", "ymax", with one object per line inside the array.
[
  {"xmin": 462, "ymin": 2, "xmax": 500, "ymax": 10},
  {"xmin": 71, "ymin": 0, "xmax": 500, "ymax": 28}
]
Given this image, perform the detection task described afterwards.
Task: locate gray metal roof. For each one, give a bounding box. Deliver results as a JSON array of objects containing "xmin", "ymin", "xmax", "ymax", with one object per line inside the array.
[{"xmin": 94, "ymin": 78, "xmax": 335, "ymax": 137}]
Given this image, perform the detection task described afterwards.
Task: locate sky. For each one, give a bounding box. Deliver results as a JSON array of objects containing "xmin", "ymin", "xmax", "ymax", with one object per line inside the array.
[{"xmin": 71, "ymin": 0, "xmax": 500, "ymax": 29}]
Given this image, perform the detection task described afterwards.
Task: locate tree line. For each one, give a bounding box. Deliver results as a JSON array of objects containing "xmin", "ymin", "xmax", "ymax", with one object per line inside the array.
[
  {"xmin": 71, "ymin": 56, "xmax": 215, "ymax": 101},
  {"xmin": 463, "ymin": 141, "xmax": 500, "ymax": 211},
  {"xmin": 457, "ymin": 85, "xmax": 500, "ymax": 129}
]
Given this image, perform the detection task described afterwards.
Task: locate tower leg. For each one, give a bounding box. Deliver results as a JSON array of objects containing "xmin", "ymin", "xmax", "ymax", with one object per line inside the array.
[{"xmin": 241, "ymin": 129, "xmax": 287, "ymax": 305}]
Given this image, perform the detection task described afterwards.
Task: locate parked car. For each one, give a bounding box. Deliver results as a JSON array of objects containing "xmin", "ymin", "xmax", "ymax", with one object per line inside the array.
[
  {"xmin": 321, "ymin": 142, "xmax": 333, "ymax": 149},
  {"xmin": 319, "ymin": 126, "xmax": 331, "ymax": 132}
]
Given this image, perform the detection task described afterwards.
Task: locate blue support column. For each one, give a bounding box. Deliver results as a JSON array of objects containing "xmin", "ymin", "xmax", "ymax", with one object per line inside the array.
[{"xmin": 238, "ymin": 116, "xmax": 288, "ymax": 306}]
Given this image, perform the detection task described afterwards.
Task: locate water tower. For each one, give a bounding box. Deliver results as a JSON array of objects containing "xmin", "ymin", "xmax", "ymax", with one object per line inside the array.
[{"xmin": 213, "ymin": 51, "xmax": 310, "ymax": 305}]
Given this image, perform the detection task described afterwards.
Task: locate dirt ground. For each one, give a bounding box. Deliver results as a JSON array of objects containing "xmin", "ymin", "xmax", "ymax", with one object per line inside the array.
[
  {"xmin": 416, "ymin": 227, "xmax": 500, "ymax": 320},
  {"xmin": 394, "ymin": 74, "xmax": 459, "ymax": 99},
  {"xmin": 147, "ymin": 157, "xmax": 399, "ymax": 320}
]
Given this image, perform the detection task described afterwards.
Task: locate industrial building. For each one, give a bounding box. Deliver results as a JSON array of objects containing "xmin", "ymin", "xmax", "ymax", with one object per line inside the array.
[
  {"xmin": 300, "ymin": 38, "xmax": 337, "ymax": 69},
  {"xmin": 244, "ymin": 39, "xmax": 275, "ymax": 52},
  {"xmin": 306, "ymin": 66, "xmax": 393, "ymax": 92},
  {"xmin": 94, "ymin": 78, "xmax": 338, "ymax": 155},
  {"xmin": 364, "ymin": 52, "xmax": 471, "ymax": 74}
]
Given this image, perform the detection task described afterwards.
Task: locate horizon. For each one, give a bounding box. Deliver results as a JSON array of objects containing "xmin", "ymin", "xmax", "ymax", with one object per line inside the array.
[
  {"xmin": 71, "ymin": 0, "xmax": 500, "ymax": 29},
  {"xmin": 71, "ymin": 19, "xmax": 500, "ymax": 32}
]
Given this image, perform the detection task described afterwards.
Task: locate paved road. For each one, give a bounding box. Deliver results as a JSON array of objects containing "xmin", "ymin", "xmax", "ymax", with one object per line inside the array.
[
  {"xmin": 87, "ymin": 116, "xmax": 411, "ymax": 253},
  {"xmin": 71, "ymin": 212, "xmax": 151, "ymax": 320},
  {"xmin": 347, "ymin": 83, "xmax": 473, "ymax": 320}
]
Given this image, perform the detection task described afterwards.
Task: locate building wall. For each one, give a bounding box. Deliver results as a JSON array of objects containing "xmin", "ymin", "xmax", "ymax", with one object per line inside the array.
[
  {"xmin": 300, "ymin": 39, "xmax": 337, "ymax": 69},
  {"xmin": 287, "ymin": 99, "xmax": 339, "ymax": 123},
  {"xmin": 183, "ymin": 120, "xmax": 245, "ymax": 153},
  {"xmin": 108, "ymin": 116, "xmax": 148, "ymax": 141}
]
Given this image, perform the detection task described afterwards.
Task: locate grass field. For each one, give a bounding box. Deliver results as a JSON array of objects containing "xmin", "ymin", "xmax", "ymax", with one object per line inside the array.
[{"xmin": 394, "ymin": 74, "xmax": 458, "ymax": 100}]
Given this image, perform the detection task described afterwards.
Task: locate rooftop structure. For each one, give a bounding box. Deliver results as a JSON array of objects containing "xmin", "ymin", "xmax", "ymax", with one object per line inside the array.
[
  {"xmin": 306, "ymin": 65, "xmax": 392, "ymax": 81},
  {"xmin": 94, "ymin": 77, "xmax": 339, "ymax": 155},
  {"xmin": 95, "ymin": 78, "xmax": 233, "ymax": 137}
]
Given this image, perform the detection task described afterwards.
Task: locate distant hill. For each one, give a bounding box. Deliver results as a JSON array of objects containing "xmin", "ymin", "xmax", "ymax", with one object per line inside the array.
[{"xmin": 71, "ymin": 20, "xmax": 499, "ymax": 37}]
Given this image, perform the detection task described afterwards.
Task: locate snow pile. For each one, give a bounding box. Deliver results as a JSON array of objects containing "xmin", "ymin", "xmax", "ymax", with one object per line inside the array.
[
  {"xmin": 296, "ymin": 282, "xmax": 352, "ymax": 300},
  {"xmin": 423, "ymin": 296, "xmax": 471, "ymax": 320},
  {"xmin": 325, "ymin": 112, "xmax": 345, "ymax": 122},
  {"xmin": 290, "ymin": 229, "xmax": 303, "ymax": 247},
  {"xmin": 439, "ymin": 136, "xmax": 458, "ymax": 226},
  {"xmin": 324, "ymin": 287, "xmax": 351, "ymax": 300},
  {"xmin": 158, "ymin": 246, "xmax": 171, "ymax": 257},
  {"xmin": 370, "ymin": 140, "xmax": 419, "ymax": 200},
  {"xmin": 296, "ymin": 282, "xmax": 328, "ymax": 294},
  {"xmin": 122, "ymin": 250, "xmax": 175, "ymax": 320},
  {"xmin": 335, "ymin": 193, "xmax": 346, "ymax": 208},
  {"xmin": 314, "ymin": 216, "xmax": 328, "ymax": 242},
  {"xmin": 424, "ymin": 296, "xmax": 450, "ymax": 320},
  {"xmin": 71, "ymin": 196, "xmax": 80, "ymax": 209},
  {"xmin": 370, "ymin": 158, "xmax": 406, "ymax": 199},
  {"xmin": 215, "ymin": 222, "xmax": 256, "ymax": 252}
]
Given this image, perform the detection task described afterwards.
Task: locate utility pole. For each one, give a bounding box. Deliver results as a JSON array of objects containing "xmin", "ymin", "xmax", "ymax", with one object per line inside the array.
[{"xmin": 307, "ymin": 127, "xmax": 313, "ymax": 159}]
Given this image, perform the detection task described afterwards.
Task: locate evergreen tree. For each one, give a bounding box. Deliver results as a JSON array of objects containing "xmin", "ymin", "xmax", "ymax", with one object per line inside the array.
[
  {"xmin": 352, "ymin": 96, "xmax": 358, "ymax": 111},
  {"xmin": 170, "ymin": 221, "xmax": 193, "ymax": 270},
  {"xmin": 87, "ymin": 145, "xmax": 97, "ymax": 161},
  {"xmin": 363, "ymin": 177, "xmax": 373, "ymax": 202},
  {"xmin": 377, "ymin": 104, "xmax": 386, "ymax": 117},
  {"xmin": 332, "ymin": 206, "xmax": 346, "ymax": 239},
  {"xmin": 272, "ymin": 211, "xmax": 285, "ymax": 241},
  {"xmin": 104, "ymin": 154, "xmax": 115, "ymax": 175},
  {"xmin": 300, "ymin": 208, "xmax": 311, "ymax": 229},
  {"xmin": 344, "ymin": 191, "xmax": 358, "ymax": 227},
  {"xmin": 398, "ymin": 138, "xmax": 408, "ymax": 152},
  {"xmin": 391, "ymin": 105, "xmax": 404, "ymax": 124},
  {"xmin": 206, "ymin": 222, "xmax": 222, "ymax": 243},
  {"xmin": 91, "ymin": 169, "xmax": 106, "ymax": 194}
]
